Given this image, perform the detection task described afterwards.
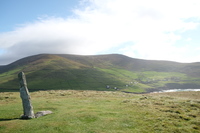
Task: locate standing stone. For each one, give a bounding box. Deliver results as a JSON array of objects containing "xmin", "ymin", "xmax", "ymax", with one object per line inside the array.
[{"xmin": 18, "ymin": 72, "xmax": 35, "ymax": 119}]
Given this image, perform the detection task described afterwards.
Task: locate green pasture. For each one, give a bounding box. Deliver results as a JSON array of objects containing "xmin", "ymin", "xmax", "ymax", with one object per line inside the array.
[
  {"xmin": 1, "ymin": 66, "xmax": 200, "ymax": 93},
  {"xmin": 0, "ymin": 90, "xmax": 200, "ymax": 133}
]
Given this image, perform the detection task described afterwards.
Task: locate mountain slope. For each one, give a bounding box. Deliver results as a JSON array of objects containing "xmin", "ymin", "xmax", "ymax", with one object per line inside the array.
[{"xmin": 0, "ymin": 54, "xmax": 200, "ymax": 92}]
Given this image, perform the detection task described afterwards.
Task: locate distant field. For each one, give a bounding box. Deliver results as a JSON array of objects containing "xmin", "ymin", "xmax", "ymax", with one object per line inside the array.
[
  {"xmin": 1, "ymin": 67, "xmax": 200, "ymax": 93},
  {"xmin": 0, "ymin": 90, "xmax": 199, "ymax": 133}
]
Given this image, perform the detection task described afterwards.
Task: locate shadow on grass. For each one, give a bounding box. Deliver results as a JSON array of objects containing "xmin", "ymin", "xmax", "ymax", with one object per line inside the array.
[{"xmin": 0, "ymin": 118, "xmax": 19, "ymax": 121}]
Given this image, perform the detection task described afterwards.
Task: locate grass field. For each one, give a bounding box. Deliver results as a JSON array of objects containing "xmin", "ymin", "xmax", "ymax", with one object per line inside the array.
[{"xmin": 0, "ymin": 90, "xmax": 199, "ymax": 133}]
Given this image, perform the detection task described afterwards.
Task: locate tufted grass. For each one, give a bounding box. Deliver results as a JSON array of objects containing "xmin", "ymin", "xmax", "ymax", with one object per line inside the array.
[{"xmin": 0, "ymin": 90, "xmax": 200, "ymax": 133}]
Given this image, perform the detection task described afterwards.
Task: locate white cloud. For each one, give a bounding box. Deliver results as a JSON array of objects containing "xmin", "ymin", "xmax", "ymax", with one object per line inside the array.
[
  {"xmin": 0, "ymin": 0, "xmax": 200, "ymax": 65},
  {"xmin": 186, "ymin": 37, "xmax": 192, "ymax": 41}
]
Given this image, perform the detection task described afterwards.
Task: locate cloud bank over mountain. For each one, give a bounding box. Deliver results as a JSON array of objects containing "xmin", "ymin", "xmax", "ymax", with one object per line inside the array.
[{"xmin": 0, "ymin": 0, "xmax": 200, "ymax": 65}]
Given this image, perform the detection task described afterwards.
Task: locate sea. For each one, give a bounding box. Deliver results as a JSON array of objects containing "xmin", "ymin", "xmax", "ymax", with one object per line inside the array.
[{"xmin": 156, "ymin": 89, "xmax": 200, "ymax": 93}]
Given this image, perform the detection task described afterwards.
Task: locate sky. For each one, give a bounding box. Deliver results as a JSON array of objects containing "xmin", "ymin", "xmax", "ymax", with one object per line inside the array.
[{"xmin": 0, "ymin": 0, "xmax": 200, "ymax": 65}]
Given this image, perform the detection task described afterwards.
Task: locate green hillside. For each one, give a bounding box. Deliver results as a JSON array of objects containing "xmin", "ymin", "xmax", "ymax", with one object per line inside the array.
[{"xmin": 0, "ymin": 54, "xmax": 200, "ymax": 93}]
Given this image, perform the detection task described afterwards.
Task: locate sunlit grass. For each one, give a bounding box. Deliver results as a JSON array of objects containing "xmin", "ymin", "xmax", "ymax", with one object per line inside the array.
[{"xmin": 0, "ymin": 90, "xmax": 199, "ymax": 133}]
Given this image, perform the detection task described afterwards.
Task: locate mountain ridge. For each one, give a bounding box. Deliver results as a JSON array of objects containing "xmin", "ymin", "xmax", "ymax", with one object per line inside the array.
[{"xmin": 0, "ymin": 54, "xmax": 200, "ymax": 93}]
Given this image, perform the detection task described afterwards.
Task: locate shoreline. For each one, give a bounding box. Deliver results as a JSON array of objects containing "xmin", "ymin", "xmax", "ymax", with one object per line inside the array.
[
  {"xmin": 152, "ymin": 88, "xmax": 200, "ymax": 93},
  {"xmin": 122, "ymin": 88, "xmax": 200, "ymax": 94}
]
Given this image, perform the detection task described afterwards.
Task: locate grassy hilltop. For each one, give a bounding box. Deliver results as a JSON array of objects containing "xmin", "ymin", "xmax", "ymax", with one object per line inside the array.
[
  {"xmin": 0, "ymin": 90, "xmax": 199, "ymax": 133},
  {"xmin": 1, "ymin": 55, "xmax": 200, "ymax": 132},
  {"xmin": 0, "ymin": 54, "xmax": 200, "ymax": 93}
]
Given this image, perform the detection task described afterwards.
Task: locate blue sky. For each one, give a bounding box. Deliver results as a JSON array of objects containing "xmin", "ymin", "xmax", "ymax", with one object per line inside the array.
[
  {"xmin": 0, "ymin": 0, "xmax": 200, "ymax": 65},
  {"xmin": 0, "ymin": 0, "xmax": 79, "ymax": 32}
]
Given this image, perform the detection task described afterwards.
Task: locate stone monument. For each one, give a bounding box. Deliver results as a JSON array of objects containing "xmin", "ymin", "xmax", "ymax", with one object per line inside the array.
[
  {"xmin": 18, "ymin": 72, "xmax": 53, "ymax": 119},
  {"xmin": 18, "ymin": 71, "xmax": 35, "ymax": 119}
]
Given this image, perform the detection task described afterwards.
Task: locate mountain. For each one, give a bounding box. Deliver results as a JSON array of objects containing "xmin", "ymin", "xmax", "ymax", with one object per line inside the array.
[{"xmin": 0, "ymin": 54, "xmax": 200, "ymax": 93}]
